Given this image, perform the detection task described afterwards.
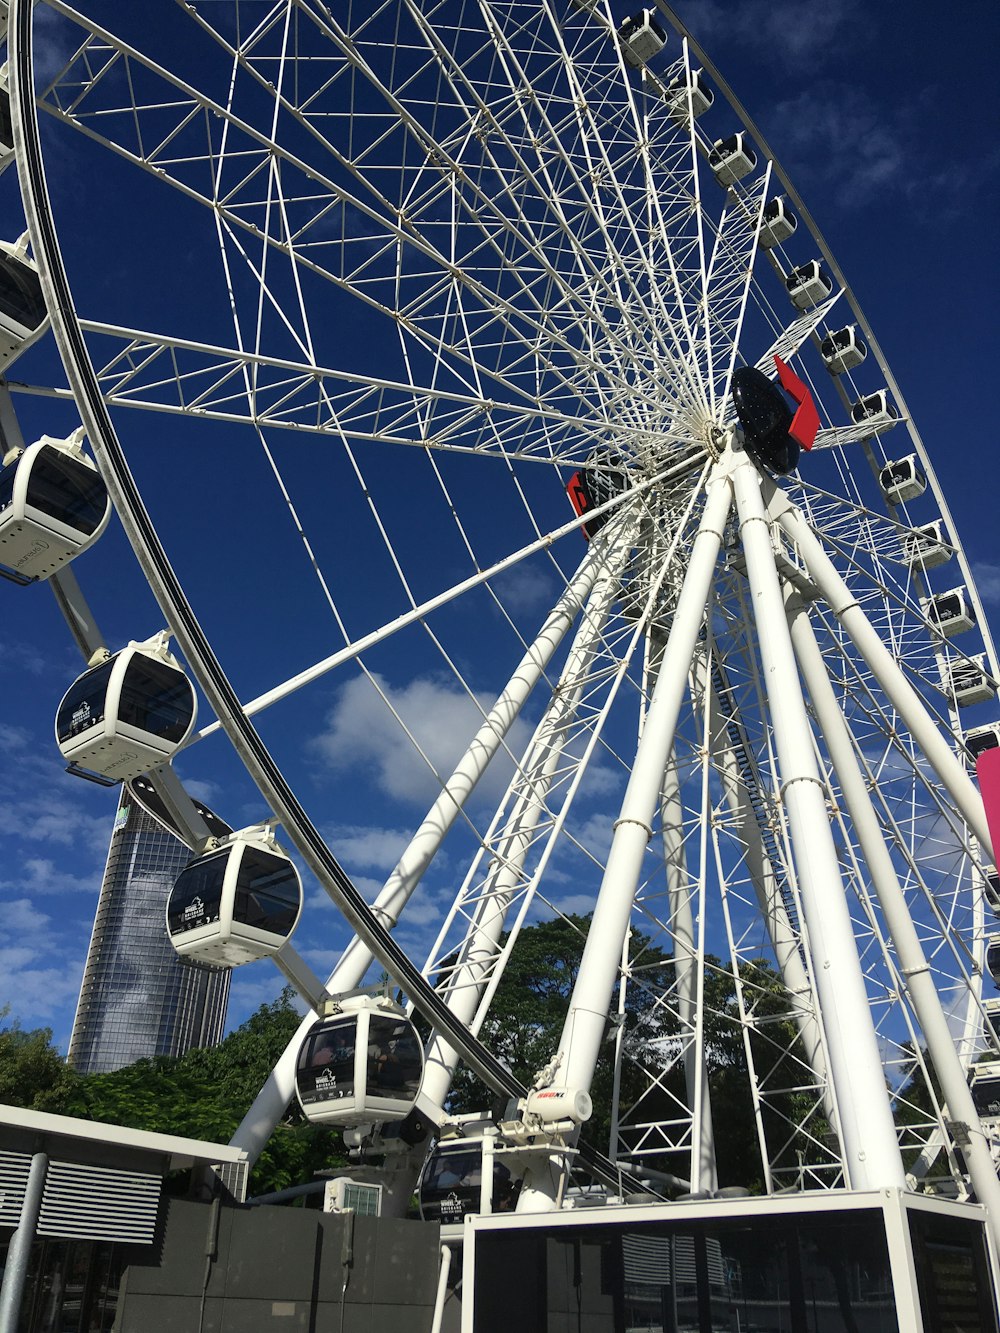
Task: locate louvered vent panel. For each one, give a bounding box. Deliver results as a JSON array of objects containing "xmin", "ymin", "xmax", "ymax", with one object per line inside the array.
[
  {"xmin": 37, "ymin": 1160, "xmax": 161, "ymax": 1243},
  {"xmin": 215, "ymin": 1159, "xmax": 249, "ymax": 1203},
  {"xmin": 0, "ymin": 1150, "xmax": 31, "ymax": 1226}
]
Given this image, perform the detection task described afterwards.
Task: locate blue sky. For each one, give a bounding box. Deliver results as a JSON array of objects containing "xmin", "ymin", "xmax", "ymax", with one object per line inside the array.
[{"xmin": 1, "ymin": 0, "xmax": 998, "ymax": 1057}]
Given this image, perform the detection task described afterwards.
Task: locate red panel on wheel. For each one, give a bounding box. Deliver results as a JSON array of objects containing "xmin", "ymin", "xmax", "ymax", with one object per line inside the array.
[
  {"xmin": 978, "ymin": 749, "xmax": 1000, "ymax": 865},
  {"xmin": 774, "ymin": 354, "xmax": 820, "ymax": 451}
]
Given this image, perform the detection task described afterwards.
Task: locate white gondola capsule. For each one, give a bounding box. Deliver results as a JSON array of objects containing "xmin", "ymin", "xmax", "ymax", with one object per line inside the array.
[
  {"xmin": 617, "ymin": 10, "xmax": 667, "ymax": 67},
  {"xmin": 964, "ymin": 723, "xmax": 1000, "ymax": 765},
  {"xmin": 709, "ymin": 133, "xmax": 756, "ymax": 187},
  {"xmin": 924, "ymin": 587, "xmax": 976, "ymax": 638},
  {"xmin": 757, "ymin": 196, "xmax": 797, "ymax": 249},
  {"xmin": 851, "ymin": 389, "xmax": 899, "ymax": 432},
  {"xmin": 985, "ymin": 875, "xmax": 1000, "ymax": 918},
  {"xmin": 878, "ymin": 454, "xmax": 926, "ymax": 504},
  {"xmin": 972, "ymin": 1062, "xmax": 1000, "ymax": 1120},
  {"xmin": 166, "ymin": 827, "xmax": 303, "ymax": 966},
  {"xmin": 947, "ymin": 655, "xmax": 997, "ymax": 709},
  {"xmin": 417, "ymin": 1140, "xmax": 520, "ymax": 1223},
  {"xmin": 785, "ymin": 260, "xmax": 833, "ymax": 310},
  {"xmin": 989, "ymin": 937, "xmax": 1000, "ymax": 988},
  {"xmin": 664, "ymin": 68, "xmax": 713, "ymax": 121},
  {"xmin": 820, "ymin": 325, "xmax": 867, "ymax": 375},
  {"xmin": 902, "ymin": 520, "xmax": 951, "ymax": 571},
  {"xmin": 0, "ymin": 232, "xmax": 48, "ymax": 368},
  {"xmin": 55, "ymin": 633, "xmax": 197, "ymax": 783},
  {"xmin": 0, "ymin": 430, "xmax": 111, "ymax": 581},
  {"xmin": 295, "ymin": 997, "xmax": 424, "ymax": 1126}
]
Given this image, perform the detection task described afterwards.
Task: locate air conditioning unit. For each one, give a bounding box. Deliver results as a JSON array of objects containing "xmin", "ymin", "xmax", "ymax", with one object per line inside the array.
[{"xmin": 323, "ymin": 1177, "xmax": 383, "ymax": 1216}]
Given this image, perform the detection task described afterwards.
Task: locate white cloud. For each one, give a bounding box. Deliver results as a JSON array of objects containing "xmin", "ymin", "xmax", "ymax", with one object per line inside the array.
[
  {"xmin": 490, "ymin": 563, "xmax": 560, "ymax": 616},
  {"xmin": 322, "ymin": 824, "xmax": 410, "ymax": 874},
  {"xmin": 2, "ymin": 897, "xmax": 51, "ymax": 933},
  {"xmin": 673, "ymin": 0, "xmax": 857, "ymax": 66},
  {"xmin": 971, "ymin": 563, "xmax": 1000, "ymax": 607},
  {"xmin": 311, "ymin": 672, "xmax": 532, "ymax": 807},
  {"xmin": 0, "ymin": 857, "xmax": 99, "ymax": 896}
]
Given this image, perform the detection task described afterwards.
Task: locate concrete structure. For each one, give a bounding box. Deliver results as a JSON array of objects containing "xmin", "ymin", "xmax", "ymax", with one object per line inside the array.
[{"xmin": 68, "ymin": 792, "xmax": 229, "ymax": 1074}]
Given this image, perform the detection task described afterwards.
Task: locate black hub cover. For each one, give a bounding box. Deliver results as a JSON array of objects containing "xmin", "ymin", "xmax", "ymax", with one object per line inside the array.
[{"xmin": 731, "ymin": 366, "xmax": 799, "ymax": 475}]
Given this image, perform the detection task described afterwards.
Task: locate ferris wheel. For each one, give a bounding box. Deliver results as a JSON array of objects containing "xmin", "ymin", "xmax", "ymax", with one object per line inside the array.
[{"xmin": 5, "ymin": 0, "xmax": 1000, "ymax": 1229}]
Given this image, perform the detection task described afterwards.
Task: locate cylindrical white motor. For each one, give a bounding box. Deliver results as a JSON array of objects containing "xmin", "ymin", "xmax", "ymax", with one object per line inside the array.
[{"xmin": 524, "ymin": 1087, "xmax": 592, "ymax": 1126}]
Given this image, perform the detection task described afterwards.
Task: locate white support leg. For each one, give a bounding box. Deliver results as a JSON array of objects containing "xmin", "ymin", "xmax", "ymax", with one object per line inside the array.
[
  {"xmin": 786, "ymin": 585, "xmax": 1000, "ymax": 1241},
  {"xmin": 515, "ymin": 465, "xmax": 735, "ymax": 1212},
  {"xmin": 228, "ymin": 534, "xmax": 628, "ymax": 1161},
  {"xmin": 731, "ymin": 451, "xmax": 905, "ymax": 1191},
  {"xmin": 696, "ymin": 648, "xmax": 838, "ymax": 1134},
  {"xmin": 661, "ymin": 760, "xmax": 718, "ymax": 1193},
  {"xmin": 766, "ymin": 483, "xmax": 993, "ymax": 860}
]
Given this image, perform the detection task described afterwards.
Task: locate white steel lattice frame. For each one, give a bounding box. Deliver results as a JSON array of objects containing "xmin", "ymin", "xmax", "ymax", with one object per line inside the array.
[{"xmin": 6, "ymin": 0, "xmax": 1000, "ymax": 1227}]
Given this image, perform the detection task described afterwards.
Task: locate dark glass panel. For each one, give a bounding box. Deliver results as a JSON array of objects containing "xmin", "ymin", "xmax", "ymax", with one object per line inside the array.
[
  {"xmin": 473, "ymin": 1208, "xmax": 899, "ymax": 1332},
  {"xmin": 296, "ymin": 1017, "xmax": 357, "ymax": 1105},
  {"xmin": 167, "ymin": 851, "xmax": 226, "ymax": 935},
  {"xmin": 0, "ymin": 251, "xmax": 46, "ymax": 330},
  {"xmin": 420, "ymin": 1148, "xmax": 519, "ymax": 1223},
  {"xmin": 56, "ymin": 659, "xmax": 115, "ymax": 742},
  {"xmin": 366, "ymin": 1015, "xmax": 422, "ymax": 1101},
  {"xmin": 0, "ymin": 89, "xmax": 11, "ymax": 153},
  {"xmin": 232, "ymin": 846, "xmax": 300, "ymax": 936},
  {"xmin": 117, "ymin": 655, "xmax": 194, "ymax": 743},
  {"xmin": 25, "ymin": 446, "xmax": 108, "ymax": 535},
  {"xmin": 909, "ymin": 1209, "xmax": 999, "ymax": 1332}
]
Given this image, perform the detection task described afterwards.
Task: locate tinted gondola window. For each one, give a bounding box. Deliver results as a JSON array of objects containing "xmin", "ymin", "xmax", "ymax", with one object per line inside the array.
[
  {"xmin": 25, "ymin": 447, "xmax": 108, "ymax": 534},
  {"xmin": 297, "ymin": 1021, "xmax": 356, "ymax": 1105},
  {"xmin": 0, "ymin": 255, "xmax": 46, "ymax": 330},
  {"xmin": 117, "ymin": 657, "xmax": 194, "ymax": 742},
  {"xmin": 0, "ymin": 457, "xmax": 16, "ymax": 512},
  {"xmin": 233, "ymin": 847, "xmax": 300, "ymax": 936},
  {"xmin": 366, "ymin": 1016, "xmax": 422, "ymax": 1100},
  {"xmin": 56, "ymin": 659, "xmax": 116, "ymax": 742},
  {"xmin": 0, "ymin": 91, "xmax": 11, "ymax": 154},
  {"xmin": 167, "ymin": 854, "xmax": 226, "ymax": 934}
]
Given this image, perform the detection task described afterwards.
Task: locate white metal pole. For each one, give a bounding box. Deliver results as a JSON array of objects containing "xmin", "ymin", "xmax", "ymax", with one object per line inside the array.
[
  {"xmin": 696, "ymin": 648, "xmax": 838, "ymax": 1133},
  {"xmin": 515, "ymin": 464, "xmax": 734, "ymax": 1212},
  {"xmin": 765, "ymin": 482, "xmax": 993, "ymax": 860},
  {"xmin": 661, "ymin": 760, "xmax": 718, "ymax": 1193},
  {"xmin": 229, "ymin": 535, "xmax": 624, "ymax": 1161},
  {"xmin": 731, "ymin": 451, "xmax": 905, "ymax": 1191},
  {"xmin": 419, "ymin": 525, "xmax": 634, "ymax": 1114},
  {"xmin": 0, "ymin": 1153, "xmax": 47, "ymax": 1333},
  {"xmin": 786, "ymin": 585, "xmax": 1000, "ymax": 1240}
]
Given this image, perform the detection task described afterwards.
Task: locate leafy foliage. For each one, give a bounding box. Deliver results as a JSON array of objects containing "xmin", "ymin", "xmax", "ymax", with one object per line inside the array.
[{"xmin": 3, "ymin": 991, "xmax": 345, "ymax": 1197}]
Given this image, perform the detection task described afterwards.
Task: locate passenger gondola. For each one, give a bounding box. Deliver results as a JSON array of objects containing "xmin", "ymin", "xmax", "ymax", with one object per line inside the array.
[
  {"xmin": 166, "ymin": 828, "xmax": 303, "ymax": 966},
  {"xmin": 924, "ymin": 587, "xmax": 976, "ymax": 638},
  {"xmin": 55, "ymin": 634, "xmax": 197, "ymax": 783},
  {"xmin": 820, "ymin": 325, "xmax": 867, "ymax": 374},
  {"xmin": 664, "ymin": 69, "xmax": 713, "ymax": 121},
  {"xmin": 878, "ymin": 454, "xmax": 926, "ymax": 504},
  {"xmin": 971, "ymin": 1063, "xmax": 1000, "ymax": 1120},
  {"xmin": 708, "ymin": 133, "xmax": 756, "ymax": 187},
  {"xmin": 965, "ymin": 724, "xmax": 1000, "ymax": 765},
  {"xmin": 757, "ymin": 196, "xmax": 797, "ymax": 249},
  {"xmin": 296, "ymin": 997, "xmax": 423, "ymax": 1126},
  {"xmin": 565, "ymin": 449, "xmax": 626, "ymax": 540},
  {"xmin": 902, "ymin": 520, "xmax": 951, "ymax": 571},
  {"xmin": 0, "ymin": 430, "xmax": 111, "ymax": 582},
  {"xmin": 418, "ymin": 1139, "xmax": 520, "ymax": 1223},
  {"xmin": 0, "ymin": 232, "xmax": 49, "ymax": 367},
  {"xmin": 785, "ymin": 260, "xmax": 833, "ymax": 310},
  {"xmin": 850, "ymin": 389, "xmax": 899, "ymax": 432},
  {"xmin": 989, "ymin": 936, "xmax": 1000, "ymax": 988},
  {"xmin": 617, "ymin": 10, "xmax": 667, "ymax": 68},
  {"xmin": 947, "ymin": 655, "xmax": 997, "ymax": 709},
  {"xmin": 985, "ymin": 874, "xmax": 1000, "ymax": 918}
]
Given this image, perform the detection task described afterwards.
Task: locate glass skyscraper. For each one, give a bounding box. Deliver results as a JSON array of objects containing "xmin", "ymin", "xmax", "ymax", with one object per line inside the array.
[{"xmin": 68, "ymin": 791, "xmax": 230, "ymax": 1073}]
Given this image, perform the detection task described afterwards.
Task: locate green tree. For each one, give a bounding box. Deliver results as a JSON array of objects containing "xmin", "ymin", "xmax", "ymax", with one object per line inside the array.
[
  {"xmin": 0, "ymin": 1007, "xmax": 75, "ymax": 1108},
  {"xmin": 39, "ymin": 989, "xmax": 346, "ymax": 1197}
]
